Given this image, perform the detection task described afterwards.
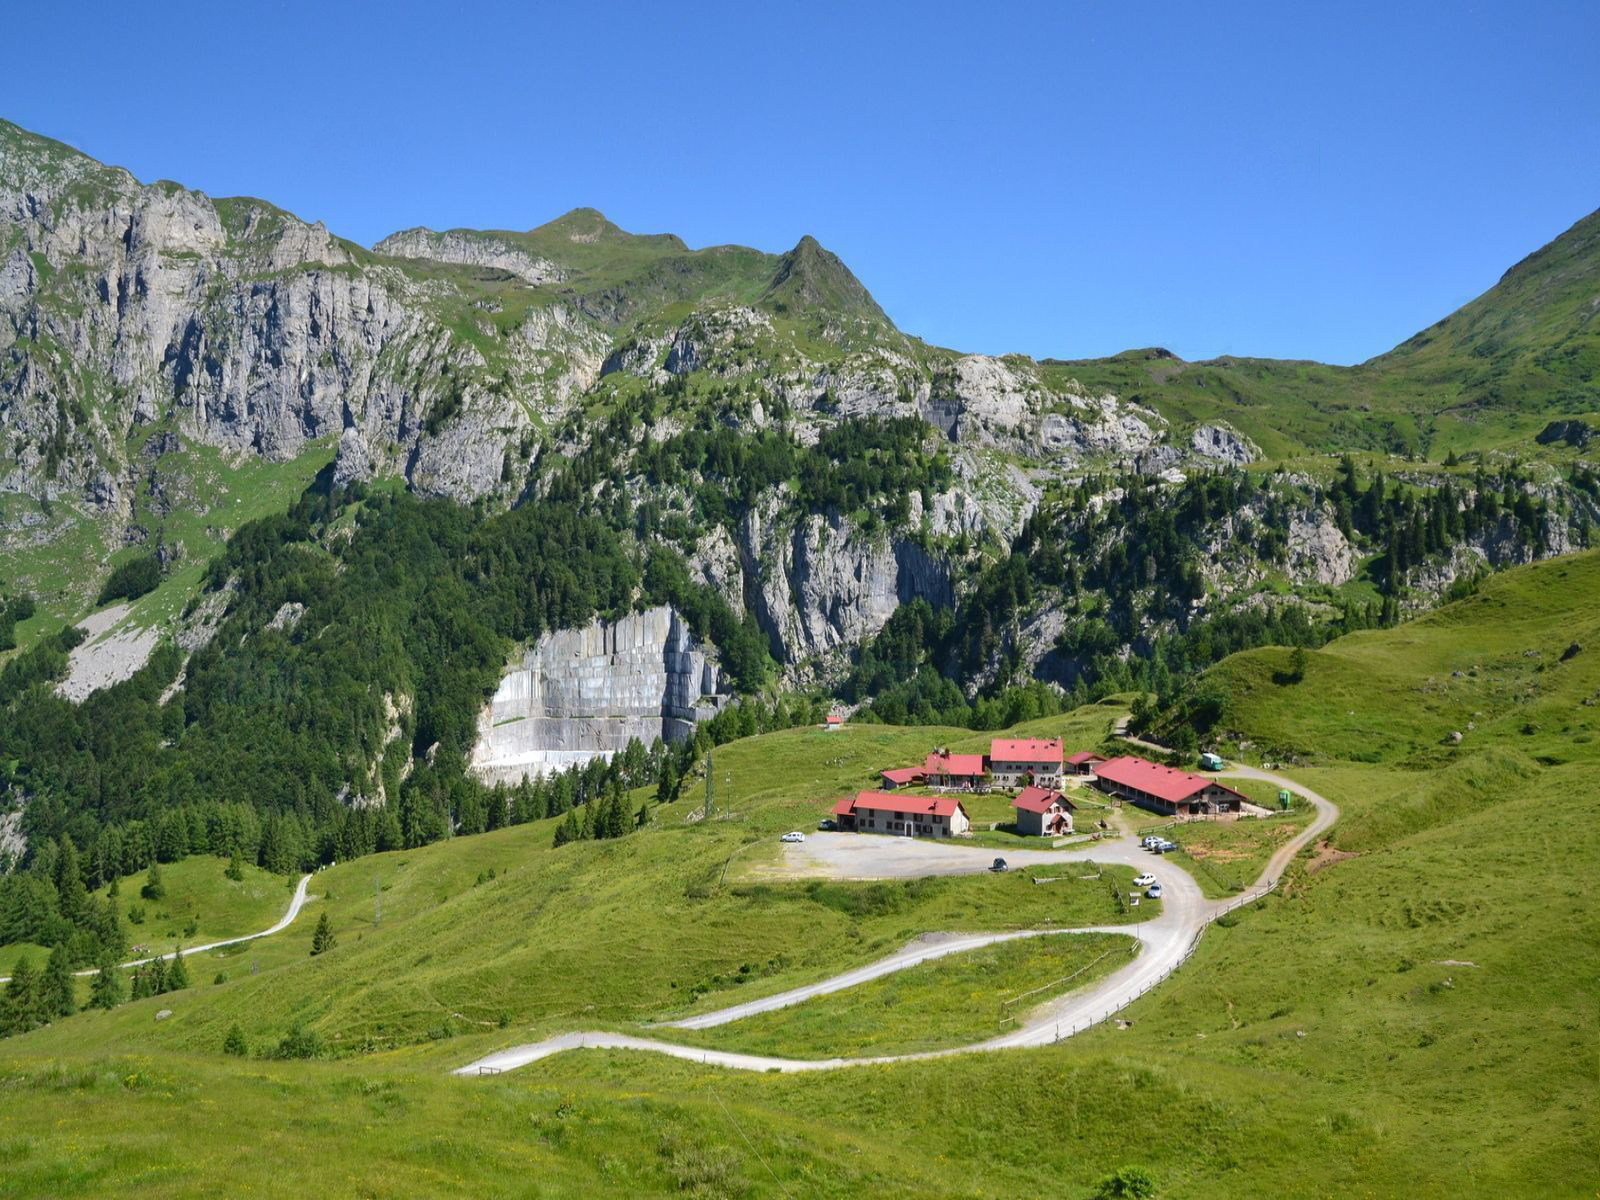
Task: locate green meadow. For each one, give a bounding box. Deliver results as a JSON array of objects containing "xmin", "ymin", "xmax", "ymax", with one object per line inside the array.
[{"xmin": 0, "ymin": 555, "xmax": 1597, "ymax": 1196}]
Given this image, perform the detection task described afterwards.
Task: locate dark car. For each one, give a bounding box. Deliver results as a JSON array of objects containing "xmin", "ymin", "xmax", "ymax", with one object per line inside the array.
[{"xmin": 990, "ymin": 857, "xmax": 1008, "ymax": 872}]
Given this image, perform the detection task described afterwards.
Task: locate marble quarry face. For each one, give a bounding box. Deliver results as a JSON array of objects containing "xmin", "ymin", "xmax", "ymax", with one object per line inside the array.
[{"xmin": 469, "ymin": 606, "xmax": 723, "ymax": 783}]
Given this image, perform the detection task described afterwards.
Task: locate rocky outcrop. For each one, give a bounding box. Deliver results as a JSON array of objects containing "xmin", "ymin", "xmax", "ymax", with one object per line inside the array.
[
  {"xmin": 1190, "ymin": 424, "xmax": 1259, "ymax": 465},
  {"xmin": 469, "ymin": 606, "xmax": 723, "ymax": 783},
  {"xmin": 1287, "ymin": 510, "xmax": 1358, "ymax": 585},
  {"xmin": 737, "ymin": 498, "xmax": 952, "ymax": 666}
]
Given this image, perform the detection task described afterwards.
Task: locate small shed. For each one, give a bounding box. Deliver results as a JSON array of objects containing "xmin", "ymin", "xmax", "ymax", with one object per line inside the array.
[{"xmin": 1064, "ymin": 751, "xmax": 1106, "ymax": 776}]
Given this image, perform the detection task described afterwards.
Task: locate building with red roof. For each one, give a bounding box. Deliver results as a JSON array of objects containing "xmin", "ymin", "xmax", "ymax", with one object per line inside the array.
[
  {"xmin": 923, "ymin": 749, "xmax": 988, "ymax": 791},
  {"xmin": 989, "ymin": 737, "xmax": 1064, "ymax": 789},
  {"xmin": 1091, "ymin": 756, "xmax": 1246, "ymax": 816},
  {"xmin": 825, "ymin": 714, "xmax": 844, "ymax": 730},
  {"xmin": 878, "ymin": 766, "xmax": 922, "ymax": 789},
  {"xmin": 1064, "ymin": 750, "xmax": 1107, "ymax": 776},
  {"xmin": 831, "ymin": 791, "xmax": 971, "ymax": 838},
  {"xmin": 1012, "ymin": 786, "xmax": 1076, "ymax": 837}
]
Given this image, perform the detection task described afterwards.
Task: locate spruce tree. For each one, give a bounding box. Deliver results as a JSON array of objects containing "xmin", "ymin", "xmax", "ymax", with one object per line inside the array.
[
  {"xmin": 310, "ymin": 912, "xmax": 335, "ymax": 956},
  {"xmin": 223, "ymin": 1023, "xmax": 249, "ymax": 1056},
  {"xmin": 553, "ymin": 809, "xmax": 580, "ymax": 848},
  {"xmin": 166, "ymin": 946, "xmax": 190, "ymax": 991},
  {"xmin": 41, "ymin": 944, "xmax": 76, "ymax": 1018},
  {"xmin": 580, "ymin": 801, "xmax": 597, "ymax": 840},
  {"xmin": 2, "ymin": 957, "xmax": 41, "ymax": 1034},
  {"xmin": 90, "ymin": 956, "xmax": 124, "ymax": 1010},
  {"xmin": 636, "ymin": 800, "xmax": 651, "ymax": 829},
  {"xmin": 141, "ymin": 863, "xmax": 165, "ymax": 901},
  {"xmin": 225, "ymin": 849, "xmax": 244, "ymax": 881}
]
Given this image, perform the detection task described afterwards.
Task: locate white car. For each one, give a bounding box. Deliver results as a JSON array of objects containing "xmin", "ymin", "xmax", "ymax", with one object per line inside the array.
[
  {"xmin": 1146, "ymin": 883, "xmax": 1164, "ymax": 899},
  {"xmin": 781, "ymin": 831, "xmax": 806, "ymax": 843},
  {"xmin": 1133, "ymin": 873, "xmax": 1157, "ymax": 887}
]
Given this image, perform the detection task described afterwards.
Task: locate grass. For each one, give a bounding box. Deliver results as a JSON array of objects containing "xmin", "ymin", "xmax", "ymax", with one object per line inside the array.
[
  {"xmin": 1138, "ymin": 808, "xmax": 1317, "ymax": 899},
  {"xmin": 654, "ymin": 931, "xmax": 1136, "ymax": 1059},
  {"xmin": 1, "ymin": 556, "xmax": 1597, "ymax": 1196},
  {"xmin": 101, "ymin": 856, "xmax": 293, "ymax": 953},
  {"xmin": 0, "ymin": 857, "xmax": 290, "ymax": 977}
]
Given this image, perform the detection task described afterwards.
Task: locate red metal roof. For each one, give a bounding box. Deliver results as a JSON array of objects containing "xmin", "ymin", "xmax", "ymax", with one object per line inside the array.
[
  {"xmin": 1092, "ymin": 756, "xmax": 1245, "ymax": 805},
  {"xmin": 1013, "ymin": 786, "xmax": 1070, "ymax": 814},
  {"xmin": 826, "ymin": 715, "xmax": 844, "ymax": 724},
  {"xmin": 879, "ymin": 767, "xmax": 922, "ymax": 785},
  {"xmin": 843, "ymin": 790, "xmax": 968, "ymax": 819},
  {"xmin": 923, "ymin": 750, "xmax": 986, "ymax": 777},
  {"xmin": 990, "ymin": 738, "xmax": 1063, "ymax": 764},
  {"xmin": 1065, "ymin": 750, "xmax": 1106, "ymax": 765},
  {"xmin": 830, "ymin": 796, "xmax": 857, "ymax": 816}
]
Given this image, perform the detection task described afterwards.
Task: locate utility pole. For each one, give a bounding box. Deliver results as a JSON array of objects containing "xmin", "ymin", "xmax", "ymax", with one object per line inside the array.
[{"xmin": 704, "ymin": 745, "xmax": 714, "ymax": 820}]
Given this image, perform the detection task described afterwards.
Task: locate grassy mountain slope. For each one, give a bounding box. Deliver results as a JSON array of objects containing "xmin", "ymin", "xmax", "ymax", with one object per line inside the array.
[
  {"xmin": 1042, "ymin": 205, "xmax": 1600, "ymax": 460},
  {"xmin": 2, "ymin": 554, "xmax": 1597, "ymax": 1196}
]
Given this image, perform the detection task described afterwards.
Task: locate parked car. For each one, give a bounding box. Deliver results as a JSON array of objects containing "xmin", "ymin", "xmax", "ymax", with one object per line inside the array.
[
  {"xmin": 990, "ymin": 858, "xmax": 1008, "ymax": 873},
  {"xmin": 817, "ymin": 819, "xmax": 835, "ymax": 831},
  {"xmin": 1146, "ymin": 883, "xmax": 1163, "ymax": 899},
  {"xmin": 1133, "ymin": 873, "xmax": 1156, "ymax": 887},
  {"xmin": 781, "ymin": 831, "xmax": 806, "ymax": 843}
]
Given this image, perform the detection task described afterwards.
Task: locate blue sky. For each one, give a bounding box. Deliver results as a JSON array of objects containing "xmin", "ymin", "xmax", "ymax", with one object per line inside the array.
[{"xmin": 4, "ymin": 0, "xmax": 1596, "ymax": 364}]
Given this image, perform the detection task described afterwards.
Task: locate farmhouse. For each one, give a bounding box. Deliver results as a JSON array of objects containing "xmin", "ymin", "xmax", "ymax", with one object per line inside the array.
[
  {"xmin": 988, "ymin": 738, "xmax": 1064, "ymax": 789},
  {"xmin": 1092, "ymin": 755, "xmax": 1247, "ymax": 816},
  {"xmin": 879, "ymin": 767, "xmax": 922, "ymax": 790},
  {"xmin": 1064, "ymin": 750, "xmax": 1106, "ymax": 776},
  {"xmin": 923, "ymin": 749, "xmax": 988, "ymax": 791},
  {"xmin": 1012, "ymin": 786, "xmax": 1076, "ymax": 837},
  {"xmin": 830, "ymin": 791, "xmax": 971, "ymax": 838}
]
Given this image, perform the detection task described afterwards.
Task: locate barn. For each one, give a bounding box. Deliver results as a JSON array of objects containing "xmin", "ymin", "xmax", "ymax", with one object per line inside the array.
[
  {"xmin": 1091, "ymin": 756, "xmax": 1247, "ymax": 816},
  {"xmin": 923, "ymin": 749, "xmax": 988, "ymax": 791}
]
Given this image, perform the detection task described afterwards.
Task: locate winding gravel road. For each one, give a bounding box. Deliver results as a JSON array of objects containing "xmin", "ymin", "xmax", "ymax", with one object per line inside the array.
[
  {"xmin": 0, "ymin": 873, "xmax": 313, "ymax": 983},
  {"xmin": 455, "ymin": 758, "xmax": 1337, "ymax": 1076}
]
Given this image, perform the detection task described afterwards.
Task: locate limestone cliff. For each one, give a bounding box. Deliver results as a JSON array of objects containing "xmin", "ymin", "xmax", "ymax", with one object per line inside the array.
[{"xmin": 469, "ymin": 606, "xmax": 723, "ymax": 783}]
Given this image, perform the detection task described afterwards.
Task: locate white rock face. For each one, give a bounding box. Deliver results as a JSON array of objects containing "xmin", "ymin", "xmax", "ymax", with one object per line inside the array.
[
  {"xmin": 375, "ymin": 228, "xmax": 568, "ymax": 286},
  {"xmin": 0, "ymin": 804, "xmax": 25, "ymax": 868},
  {"xmin": 469, "ymin": 606, "xmax": 722, "ymax": 783}
]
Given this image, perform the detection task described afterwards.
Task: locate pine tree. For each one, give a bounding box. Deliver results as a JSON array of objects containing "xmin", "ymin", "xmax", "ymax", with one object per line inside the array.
[
  {"xmin": 636, "ymin": 801, "xmax": 651, "ymax": 829},
  {"xmin": 1288, "ymin": 645, "xmax": 1308, "ymax": 683},
  {"xmin": 141, "ymin": 863, "xmax": 165, "ymax": 901},
  {"xmin": 225, "ymin": 849, "xmax": 244, "ymax": 881},
  {"xmin": 41, "ymin": 944, "xmax": 76, "ymax": 1018},
  {"xmin": 223, "ymin": 1023, "xmax": 248, "ymax": 1056},
  {"xmin": 580, "ymin": 801, "xmax": 597, "ymax": 840},
  {"xmin": 90, "ymin": 956, "xmax": 124, "ymax": 1010},
  {"xmin": 166, "ymin": 946, "xmax": 190, "ymax": 991},
  {"xmin": 148, "ymin": 955, "xmax": 168, "ymax": 995},
  {"xmin": 310, "ymin": 912, "xmax": 335, "ymax": 956}
]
